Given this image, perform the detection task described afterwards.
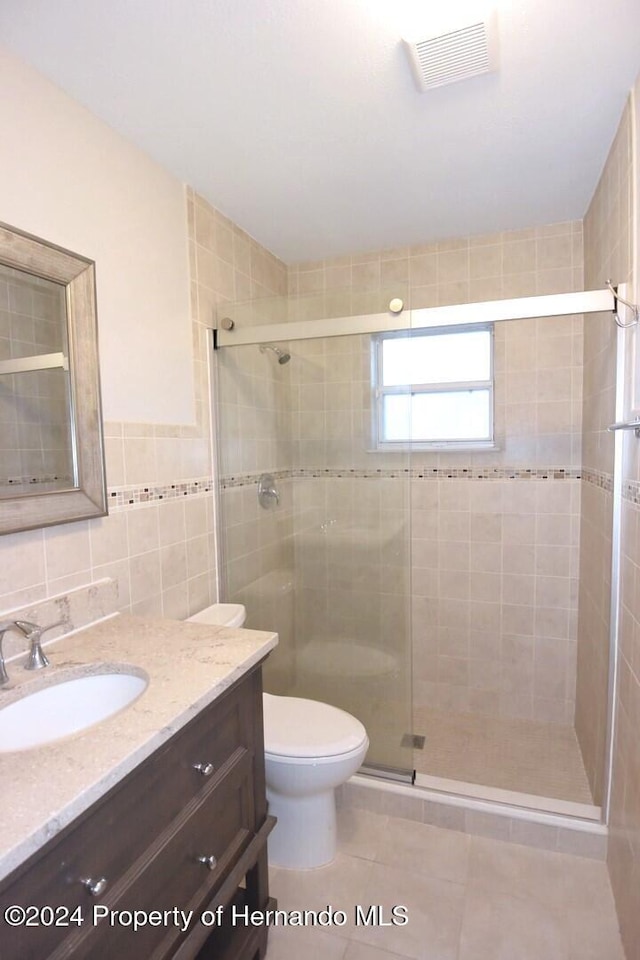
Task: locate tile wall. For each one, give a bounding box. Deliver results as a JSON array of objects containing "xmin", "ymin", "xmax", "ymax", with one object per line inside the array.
[
  {"xmin": 338, "ymin": 778, "xmax": 608, "ymax": 860},
  {"xmin": 595, "ymin": 87, "xmax": 640, "ymax": 960},
  {"xmin": 411, "ymin": 472, "xmax": 580, "ymax": 723},
  {"xmin": 281, "ymin": 222, "xmax": 584, "ymax": 724},
  {"xmin": 203, "ymin": 201, "xmax": 294, "ymax": 691},
  {"xmin": 575, "ymin": 99, "xmax": 629, "ymax": 805},
  {"xmin": 288, "ymin": 222, "xmax": 584, "ymax": 307},
  {"xmin": 612, "ymin": 490, "xmax": 640, "ymax": 960}
]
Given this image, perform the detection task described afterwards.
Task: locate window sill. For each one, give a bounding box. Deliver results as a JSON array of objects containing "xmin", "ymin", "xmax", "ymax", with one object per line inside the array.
[{"xmin": 369, "ymin": 441, "xmax": 500, "ymax": 453}]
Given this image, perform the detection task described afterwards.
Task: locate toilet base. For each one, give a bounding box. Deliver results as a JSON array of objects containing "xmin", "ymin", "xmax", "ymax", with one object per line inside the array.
[{"xmin": 267, "ymin": 787, "xmax": 337, "ymax": 869}]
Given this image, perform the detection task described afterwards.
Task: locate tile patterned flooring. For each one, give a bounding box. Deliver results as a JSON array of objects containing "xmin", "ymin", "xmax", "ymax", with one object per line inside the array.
[
  {"xmin": 265, "ymin": 808, "xmax": 623, "ymax": 960},
  {"xmin": 412, "ymin": 707, "xmax": 594, "ymax": 804}
]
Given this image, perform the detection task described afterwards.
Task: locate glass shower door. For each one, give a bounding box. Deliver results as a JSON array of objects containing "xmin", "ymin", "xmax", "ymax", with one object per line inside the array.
[
  {"xmin": 291, "ymin": 466, "xmax": 414, "ymax": 775},
  {"xmin": 215, "ymin": 323, "xmax": 414, "ymax": 778}
]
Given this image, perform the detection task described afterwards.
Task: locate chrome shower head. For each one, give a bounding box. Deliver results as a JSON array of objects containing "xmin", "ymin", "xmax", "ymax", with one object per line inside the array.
[{"xmin": 259, "ymin": 343, "xmax": 291, "ymax": 365}]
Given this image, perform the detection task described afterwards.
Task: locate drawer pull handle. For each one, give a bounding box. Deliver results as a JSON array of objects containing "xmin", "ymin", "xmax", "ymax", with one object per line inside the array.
[
  {"xmin": 197, "ymin": 854, "xmax": 218, "ymax": 871},
  {"xmin": 193, "ymin": 762, "xmax": 215, "ymax": 777},
  {"xmin": 81, "ymin": 876, "xmax": 108, "ymax": 897}
]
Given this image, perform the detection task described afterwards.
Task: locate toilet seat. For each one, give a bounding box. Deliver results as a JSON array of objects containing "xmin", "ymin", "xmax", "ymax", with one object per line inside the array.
[{"xmin": 263, "ymin": 693, "xmax": 367, "ymax": 760}]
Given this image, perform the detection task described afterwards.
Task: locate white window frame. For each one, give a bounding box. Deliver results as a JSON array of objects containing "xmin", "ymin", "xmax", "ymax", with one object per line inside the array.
[{"xmin": 371, "ymin": 324, "xmax": 495, "ymax": 451}]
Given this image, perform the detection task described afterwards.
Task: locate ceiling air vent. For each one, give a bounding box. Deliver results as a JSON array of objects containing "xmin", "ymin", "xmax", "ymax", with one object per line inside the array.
[{"xmin": 404, "ymin": 11, "xmax": 499, "ymax": 92}]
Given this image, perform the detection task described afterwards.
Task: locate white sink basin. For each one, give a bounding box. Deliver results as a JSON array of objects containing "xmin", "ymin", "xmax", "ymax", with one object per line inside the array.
[{"xmin": 0, "ymin": 671, "xmax": 148, "ymax": 752}]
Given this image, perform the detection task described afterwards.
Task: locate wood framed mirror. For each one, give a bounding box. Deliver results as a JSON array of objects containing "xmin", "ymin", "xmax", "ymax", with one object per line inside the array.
[{"xmin": 0, "ymin": 222, "xmax": 107, "ymax": 534}]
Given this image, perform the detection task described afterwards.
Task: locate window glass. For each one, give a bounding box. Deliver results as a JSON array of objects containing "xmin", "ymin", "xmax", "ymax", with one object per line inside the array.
[
  {"xmin": 382, "ymin": 329, "xmax": 491, "ymax": 386},
  {"xmin": 382, "ymin": 389, "xmax": 491, "ymax": 442},
  {"xmin": 374, "ymin": 325, "xmax": 494, "ymax": 447}
]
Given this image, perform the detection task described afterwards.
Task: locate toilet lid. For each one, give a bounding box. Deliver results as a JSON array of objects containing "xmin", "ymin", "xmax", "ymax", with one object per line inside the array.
[{"xmin": 263, "ymin": 694, "xmax": 367, "ymax": 759}]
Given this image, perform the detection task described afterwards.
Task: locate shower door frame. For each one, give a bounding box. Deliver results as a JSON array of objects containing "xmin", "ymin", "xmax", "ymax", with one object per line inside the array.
[{"xmin": 212, "ymin": 285, "xmax": 622, "ymax": 824}]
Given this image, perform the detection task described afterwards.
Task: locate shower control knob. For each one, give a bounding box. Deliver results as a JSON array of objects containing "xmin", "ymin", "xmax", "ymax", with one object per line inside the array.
[{"xmin": 258, "ymin": 474, "xmax": 280, "ymax": 510}]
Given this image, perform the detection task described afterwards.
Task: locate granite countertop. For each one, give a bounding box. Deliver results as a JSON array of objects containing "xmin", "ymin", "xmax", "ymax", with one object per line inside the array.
[{"xmin": 0, "ymin": 613, "xmax": 277, "ymax": 882}]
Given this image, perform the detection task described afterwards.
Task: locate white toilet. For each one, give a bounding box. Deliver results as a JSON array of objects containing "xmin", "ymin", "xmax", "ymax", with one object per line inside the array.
[{"xmin": 187, "ymin": 603, "xmax": 369, "ymax": 870}]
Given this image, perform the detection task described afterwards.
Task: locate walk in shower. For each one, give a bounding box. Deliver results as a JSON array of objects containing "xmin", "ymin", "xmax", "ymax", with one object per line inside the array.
[{"xmin": 213, "ymin": 275, "xmax": 619, "ymax": 821}]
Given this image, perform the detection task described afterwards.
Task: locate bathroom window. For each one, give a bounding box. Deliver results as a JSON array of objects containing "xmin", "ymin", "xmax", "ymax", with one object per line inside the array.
[{"xmin": 372, "ymin": 325, "xmax": 494, "ymax": 449}]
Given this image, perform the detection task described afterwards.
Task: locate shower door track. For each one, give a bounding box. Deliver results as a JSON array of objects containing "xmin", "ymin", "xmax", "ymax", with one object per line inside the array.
[
  {"xmin": 360, "ymin": 762, "xmax": 415, "ymax": 785},
  {"xmin": 215, "ymin": 288, "xmax": 614, "ymax": 348}
]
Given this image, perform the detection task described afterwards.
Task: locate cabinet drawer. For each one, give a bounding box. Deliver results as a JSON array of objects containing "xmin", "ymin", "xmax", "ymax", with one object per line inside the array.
[{"xmin": 66, "ymin": 749, "xmax": 255, "ymax": 960}]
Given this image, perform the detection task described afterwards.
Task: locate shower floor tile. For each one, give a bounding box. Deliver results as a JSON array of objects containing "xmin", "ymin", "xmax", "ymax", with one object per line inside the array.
[{"xmin": 412, "ymin": 707, "xmax": 594, "ymax": 805}]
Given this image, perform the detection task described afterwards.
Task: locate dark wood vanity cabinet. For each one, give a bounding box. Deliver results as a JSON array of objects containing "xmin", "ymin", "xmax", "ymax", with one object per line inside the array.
[{"xmin": 0, "ymin": 663, "xmax": 275, "ymax": 960}]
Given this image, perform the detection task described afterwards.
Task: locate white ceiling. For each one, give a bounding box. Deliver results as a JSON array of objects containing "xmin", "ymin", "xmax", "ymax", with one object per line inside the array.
[{"xmin": 1, "ymin": 0, "xmax": 639, "ymax": 263}]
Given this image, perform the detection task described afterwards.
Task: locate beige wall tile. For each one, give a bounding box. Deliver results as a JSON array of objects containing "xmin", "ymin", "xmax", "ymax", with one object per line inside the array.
[
  {"xmin": 470, "ymin": 243, "xmax": 502, "ymax": 279},
  {"xmin": 89, "ymin": 513, "xmax": 128, "ymax": 566},
  {"xmin": 127, "ymin": 506, "xmax": 160, "ymax": 556},
  {"xmin": 43, "ymin": 522, "xmax": 91, "ymax": 582},
  {"xmin": 129, "ymin": 550, "xmax": 162, "ymax": 605}
]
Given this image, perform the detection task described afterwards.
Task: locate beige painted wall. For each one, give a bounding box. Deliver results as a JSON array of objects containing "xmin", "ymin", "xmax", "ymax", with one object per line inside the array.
[{"xmin": 0, "ymin": 46, "xmax": 192, "ymax": 425}]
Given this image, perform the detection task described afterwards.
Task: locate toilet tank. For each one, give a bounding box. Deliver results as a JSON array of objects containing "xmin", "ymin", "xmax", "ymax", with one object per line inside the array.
[{"xmin": 187, "ymin": 603, "xmax": 246, "ymax": 628}]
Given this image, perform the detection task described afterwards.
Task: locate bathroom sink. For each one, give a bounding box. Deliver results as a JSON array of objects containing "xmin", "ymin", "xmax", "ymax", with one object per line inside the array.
[{"xmin": 0, "ymin": 671, "xmax": 148, "ymax": 752}]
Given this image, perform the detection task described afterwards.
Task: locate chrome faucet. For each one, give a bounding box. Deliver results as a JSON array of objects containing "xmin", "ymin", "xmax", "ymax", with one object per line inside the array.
[
  {"xmin": 14, "ymin": 620, "xmax": 64, "ymax": 671},
  {"xmin": 0, "ymin": 621, "xmax": 17, "ymax": 686},
  {"xmin": 0, "ymin": 619, "xmax": 65, "ymax": 685}
]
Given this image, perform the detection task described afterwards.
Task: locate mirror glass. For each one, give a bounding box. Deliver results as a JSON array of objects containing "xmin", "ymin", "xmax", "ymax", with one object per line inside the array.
[
  {"xmin": 0, "ymin": 264, "xmax": 75, "ymax": 497},
  {"xmin": 0, "ymin": 222, "xmax": 107, "ymax": 535}
]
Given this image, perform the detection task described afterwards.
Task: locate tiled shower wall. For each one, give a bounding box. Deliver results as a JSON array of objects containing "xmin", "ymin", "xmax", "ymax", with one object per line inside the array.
[
  {"xmin": 204, "ymin": 205, "xmax": 295, "ymax": 690},
  {"xmin": 598, "ymin": 86, "xmax": 640, "ymax": 960},
  {"xmin": 575, "ymin": 100, "xmax": 629, "ymax": 806},
  {"xmin": 0, "ymin": 268, "xmax": 71, "ymax": 489},
  {"xmin": 285, "ymin": 221, "xmax": 584, "ymax": 724},
  {"xmin": 215, "ymin": 334, "xmax": 295, "ymax": 668}
]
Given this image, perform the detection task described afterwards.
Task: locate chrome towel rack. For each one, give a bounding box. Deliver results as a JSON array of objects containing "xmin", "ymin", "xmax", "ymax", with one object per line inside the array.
[
  {"xmin": 607, "ymin": 280, "xmax": 639, "ymax": 328},
  {"xmin": 608, "ymin": 419, "xmax": 640, "ymax": 437}
]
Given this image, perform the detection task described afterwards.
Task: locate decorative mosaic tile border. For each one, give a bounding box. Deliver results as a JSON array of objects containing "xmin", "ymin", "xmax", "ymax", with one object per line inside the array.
[
  {"xmin": 107, "ymin": 477, "xmax": 214, "ymax": 510},
  {"xmin": 582, "ymin": 468, "xmax": 614, "ymax": 494},
  {"xmin": 221, "ymin": 469, "xmax": 290, "ymax": 490},
  {"xmin": 220, "ymin": 466, "xmax": 582, "ymax": 489},
  {"xmin": 623, "ymin": 479, "xmax": 640, "ymax": 505},
  {"xmin": 405, "ymin": 466, "xmax": 581, "ymax": 481},
  {"xmin": 104, "ymin": 465, "xmax": 624, "ymax": 510}
]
